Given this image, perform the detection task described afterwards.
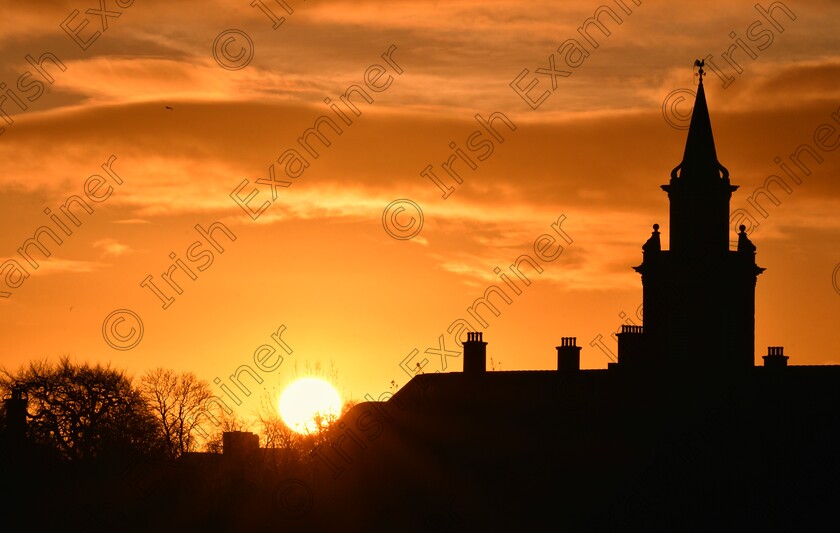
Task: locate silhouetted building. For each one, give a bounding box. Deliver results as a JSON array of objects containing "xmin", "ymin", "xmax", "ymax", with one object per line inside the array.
[
  {"xmin": 222, "ymin": 431, "xmax": 260, "ymax": 459},
  {"xmin": 625, "ymin": 70, "xmax": 764, "ymax": 370},
  {"xmin": 316, "ymin": 65, "xmax": 838, "ymax": 530},
  {"xmin": 14, "ymin": 66, "xmax": 836, "ymax": 532}
]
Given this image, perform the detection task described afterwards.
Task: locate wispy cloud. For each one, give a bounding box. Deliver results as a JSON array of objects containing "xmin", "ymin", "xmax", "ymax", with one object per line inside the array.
[
  {"xmin": 0, "ymin": 257, "xmax": 106, "ymax": 276},
  {"xmin": 92, "ymin": 238, "xmax": 132, "ymax": 257}
]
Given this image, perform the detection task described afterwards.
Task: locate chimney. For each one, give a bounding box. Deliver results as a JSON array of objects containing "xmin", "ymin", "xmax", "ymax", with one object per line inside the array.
[
  {"xmin": 762, "ymin": 346, "xmax": 788, "ymax": 368},
  {"xmin": 463, "ymin": 331, "xmax": 487, "ymax": 374},
  {"xmin": 222, "ymin": 431, "xmax": 259, "ymax": 459},
  {"xmin": 3, "ymin": 387, "xmax": 27, "ymax": 440},
  {"xmin": 617, "ymin": 325, "xmax": 645, "ymax": 368},
  {"xmin": 556, "ymin": 337, "xmax": 581, "ymax": 371}
]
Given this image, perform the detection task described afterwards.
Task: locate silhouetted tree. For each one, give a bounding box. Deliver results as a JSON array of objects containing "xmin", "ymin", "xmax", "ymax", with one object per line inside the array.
[
  {"xmin": 252, "ymin": 393, "xmax": 304, "ymax": 471},
  {"xmin": 256, "ymin": 393, "xmax": 300, "ymax": 450},
  {"xmin": 140, "ymin": 368, "xmax": 214, "ymax": 458},
  {"xmin": 0, "ymin": 356, "xmax": 161, "ymax": 461}
]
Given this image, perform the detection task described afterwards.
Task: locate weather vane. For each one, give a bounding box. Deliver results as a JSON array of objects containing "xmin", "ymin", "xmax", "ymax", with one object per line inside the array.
[{"xmin": 694, "ymin": 58, "xmax": 705, "ymax": 83}]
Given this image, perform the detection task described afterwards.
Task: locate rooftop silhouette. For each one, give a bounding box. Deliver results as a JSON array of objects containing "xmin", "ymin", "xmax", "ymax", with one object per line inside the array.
[
  {"xmin": 311, "ymin": 64, "xmax": 839, "ymax": 530},
  {"xmin": 2, "ymin": 65, "xmax": 838, "ymax": 531}
]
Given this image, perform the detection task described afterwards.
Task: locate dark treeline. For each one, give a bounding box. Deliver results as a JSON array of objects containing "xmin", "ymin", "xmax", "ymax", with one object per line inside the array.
[{"xmin": 0, "ymin": 356, "xmax": 350, "ymax": 531}]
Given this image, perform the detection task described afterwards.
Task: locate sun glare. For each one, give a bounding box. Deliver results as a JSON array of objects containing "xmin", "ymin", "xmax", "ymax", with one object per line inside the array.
[{"xmin": 278, "ymin": 377, "xmax": 342, "ymax": 434}]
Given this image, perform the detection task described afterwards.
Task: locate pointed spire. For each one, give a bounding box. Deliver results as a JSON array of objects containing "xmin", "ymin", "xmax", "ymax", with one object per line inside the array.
[{"xmin": 671, "ymin": 60, "xmax": 728, "ymax": 182}]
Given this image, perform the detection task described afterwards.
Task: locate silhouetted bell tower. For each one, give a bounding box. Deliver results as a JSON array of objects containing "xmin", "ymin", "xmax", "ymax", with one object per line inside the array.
[{"xmin": 627, "ymin": 61, "xmax": 764, "ymax": 370}]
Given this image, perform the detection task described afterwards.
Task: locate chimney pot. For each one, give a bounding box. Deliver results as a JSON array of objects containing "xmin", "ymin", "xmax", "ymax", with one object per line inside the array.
[
  {"xmin": 762, "ymin": 346, "xmax": 788, "ymax": 368},
  {"xmin": 556, "ymin": 336, "xmax": 581, "ymax": 371},
  {"xmin": 463, "ymin": 331, "xmax": 488, "ymax": 374}
]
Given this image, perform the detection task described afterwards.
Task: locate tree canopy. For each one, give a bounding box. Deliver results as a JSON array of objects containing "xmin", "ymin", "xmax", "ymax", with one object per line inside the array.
[
  {"xmin": 1, "ymin": 356, "xmax": 161, "ymax": 461},
  {"xmin": 140, "ymin": 367, "xmax": 215, "ymax": 458}
]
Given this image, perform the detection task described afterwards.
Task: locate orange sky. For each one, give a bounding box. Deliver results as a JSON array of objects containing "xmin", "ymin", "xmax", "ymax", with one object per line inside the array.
[{"xmin": 1, "ymin": 0, "xmax": 839, "ymax": 420}]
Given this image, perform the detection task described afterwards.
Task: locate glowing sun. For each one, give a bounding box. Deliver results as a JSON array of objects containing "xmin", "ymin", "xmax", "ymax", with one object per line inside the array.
[{"xmin": 278, "ymin": 377, "xmax": 342, "ymax": 434}]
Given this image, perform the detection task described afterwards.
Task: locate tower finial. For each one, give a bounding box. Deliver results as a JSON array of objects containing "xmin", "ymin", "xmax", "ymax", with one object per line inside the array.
[
  {"xmin": 694, "ymin": 58, "xmax": 705, "ymax": 84},
  {"xmin": 643, "ymin": 223, "xmax": 661, "ymax": 253},
  {"xmin": 669, "ymin": 59, "xmax": 727, "ymax": 182}
]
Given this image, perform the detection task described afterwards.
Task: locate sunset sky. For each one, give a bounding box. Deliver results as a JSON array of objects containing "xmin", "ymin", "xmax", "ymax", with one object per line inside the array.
[{"xmin": 1, "ymin": 0, "xmax": 839, "ymax": 420}]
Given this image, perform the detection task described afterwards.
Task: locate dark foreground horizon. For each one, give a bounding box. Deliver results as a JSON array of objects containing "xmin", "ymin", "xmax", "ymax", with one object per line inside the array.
[{"xmin": 2, "ymin": 68, "xmax": 839, "ymax": 531}]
